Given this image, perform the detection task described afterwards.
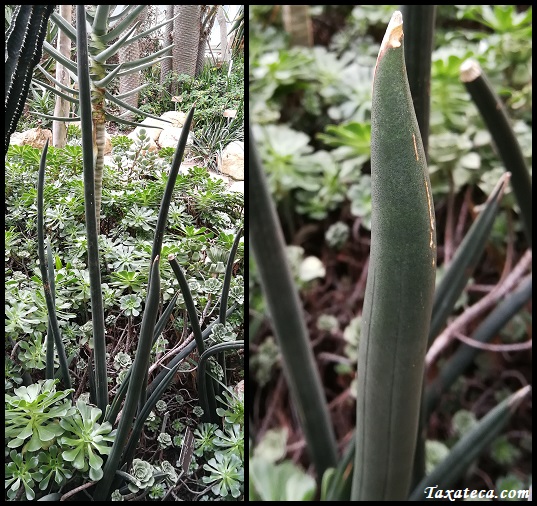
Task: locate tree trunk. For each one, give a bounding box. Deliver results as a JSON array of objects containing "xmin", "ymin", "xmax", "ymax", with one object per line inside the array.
[
  {"xmin": 53, "ymin": 5, "xmax": 72, "ymax": 148},
  {"xmin": 195, "ymin": 6, "xmax": 218, "ymax": 76},
  {"xmin": 282, "ymin": 5, "xmax": 313, "ymax": 47},
  {"xmin": 218, "ymin": 5, "xmax": 229, "ymax": 64},
  {"xmin": 160, "ymin": 5, "xmax": 175, "ymax": 95},
  {"xmin": 172, "ymin": 4, "xmax": 200, "ymax": 90}
]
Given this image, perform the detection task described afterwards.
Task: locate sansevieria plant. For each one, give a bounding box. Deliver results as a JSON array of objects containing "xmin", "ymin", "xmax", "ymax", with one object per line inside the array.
[
  {"xmin": 351, "ymin": 11, "xmax": 436, "ymax": 500},
  {"xmin": 250, "ymin": 9, "xmax": 531, "ymax": 501},
  {"xmin": 5, "ymin": 5, "xmax": 244, "ymax": 501}
]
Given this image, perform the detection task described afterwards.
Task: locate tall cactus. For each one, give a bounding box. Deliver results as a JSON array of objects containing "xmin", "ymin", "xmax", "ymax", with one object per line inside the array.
[{"xmin": 5, "ymin": 5, "xmax": 54, "ymax": 155}]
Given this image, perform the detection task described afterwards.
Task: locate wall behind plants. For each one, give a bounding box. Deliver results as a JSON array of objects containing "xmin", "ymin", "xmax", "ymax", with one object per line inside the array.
[{"xmin": 249, "ymin": 4, "xmax": 532, "ymax": 496}]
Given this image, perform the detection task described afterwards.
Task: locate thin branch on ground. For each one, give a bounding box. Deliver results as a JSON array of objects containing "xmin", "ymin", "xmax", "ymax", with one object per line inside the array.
[{"xmin": 426, "ymin": 249, "xmax": 532, "ymax": 367}]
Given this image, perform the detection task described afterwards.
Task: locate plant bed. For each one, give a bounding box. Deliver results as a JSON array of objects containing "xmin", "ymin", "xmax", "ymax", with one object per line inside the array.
[{"xmin": 6, "ymin": 139, "xmax": 245, "ymax": 500}]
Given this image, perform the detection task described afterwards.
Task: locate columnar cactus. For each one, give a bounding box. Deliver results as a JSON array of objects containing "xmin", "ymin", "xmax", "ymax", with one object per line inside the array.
[{"xmin": 5, "ymin": 5, "xmax": 54, "ymax": 155}]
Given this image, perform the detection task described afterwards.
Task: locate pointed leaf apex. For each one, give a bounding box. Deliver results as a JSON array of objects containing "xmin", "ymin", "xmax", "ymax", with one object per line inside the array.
[
  {"xmin": 485, "ymin": 172, "xmax": 511, "ymax": 204},
  {"xmin": 380, "ymin": 11, "xmax": 403, "ymax": 54},
  {"xmin": 374, "ymin": 11, "xmax": 404, "ymax": 81},
  {"xmin": 508, "ymin": 385, "xmax": 531, "ymax": 410}
]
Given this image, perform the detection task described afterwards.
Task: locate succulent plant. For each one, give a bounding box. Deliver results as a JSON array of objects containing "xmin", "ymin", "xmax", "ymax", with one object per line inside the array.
[
  {"xmin": 127, "ymin": 459, "xmax": 155, "ymax": 493},
  {"xmin": 6, "ymin": 379, "xmax": 75, "ymax": 452},
  {"xmin": 58, "ymin": 399, "xmax": 116, "ymax": 481}
]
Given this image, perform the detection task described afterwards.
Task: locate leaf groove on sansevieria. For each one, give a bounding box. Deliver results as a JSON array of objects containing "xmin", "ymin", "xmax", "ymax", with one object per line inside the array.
[{"xmin": 352, "ymin": 11, "xmax": 436, "ymax": 501}]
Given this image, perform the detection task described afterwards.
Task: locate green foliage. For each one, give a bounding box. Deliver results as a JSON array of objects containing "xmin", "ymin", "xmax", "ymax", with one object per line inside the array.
[
  {"xmin": 5, "ymin": 357, "xmax": 24, "ymax": 391},
  {"xmin": 6, "ymin": 142, "xmax": 244, "ymax": 500},
  {"xmin": 119, "ymin": 293, "xmax": 142, "ymax": 317},
  {"xmin": 138, "ymin": 58, "xmax": 244, "ymax": 131},
  {"xmin": 489, "ymin": 435, "xmax": 522, "ymax": 467},
  {"xmin": 6, "ymin": 379, "xmax": 75, "ymax": 452},
  {"xmin": 113, "ymin": 352, "xmax": 132, "ymax": 371},
  {"xmin": 249, "ymin": 336, "xmax": 280, "ymax": 387},
  {"xmin": 425, "ymin": 440, "xmax": 450, "ymax": 475},
  {"xmin": 191, "ymin": 381, "xmax": 246, "ymax": 500},
  {"xmin": 250, "ymin": 4, "xmax": 532, "ymax": 220},
  {"xmin": 495, "ymin": 473, "xmax": 527, "ymax": 501},
  {"xmin": 127, "ymin": 459, "xmax": 155, "ymax": 493},
  {"xmin": 252, "ymin": 123, "xmax": 344, "ymax": 219},
  {"xmin": 325, "ymin": 221, "xmax": 350, "ymax": 250},
  {"xmin": 202, "ymin": 452, "xmax": 244, "ymax": 499},
  {"xmin": 27, "ymin": 84, "xmax": 55, "ymax": 129},
  {"xmin": 451, "ymin": 409, "xmax": 478, "ymax": 438},
  {"xmin": 5, "ymin": 450, "xmax": 42, "ymax": 501},
  {"xmin": 250, "ymin": 4, "xmax": 530, "ymax": 500},
  {"xmin": 249, "ymin": 457, "xmax": 316, "ymax": 501},
  {"xmin": 190, "ymin": 111, "xmax": 244, "ymax": 172},
  {"xmin": 144, "ymin": 411, "xmax": 161, "ymax": 433},
  {"xmin": 317, "ymin": 314, "xmax": 339, "ymax": 333},
  {"xmin": 216, "ymin": 388, "xmax": 244, "ymax": 427},
  {"xmin": 58, "ymin": 400, "xmax": 116, "ymax": 481},
  {"xmin": 155, "ymin": 460, "xmax": 179, "ymax": 488},
  {"xmin": 157, "ymin": 432, "xmax": 173, "ymax": 450},
  {"xmin": 155, "ymin": 399, "xmax": 167, "ymax": 413},
  {"xmin": 17, "ymin": 333, "xmax": 47, "ymax": 370},
  {"xmin": 6, "ymin": 6, "xmax": 244, "ymax": 500},
  {"xmin": 194, "ymin": 423, "xmax": 218, "ymax": 457},
  {"xmin": 37, "ymin": 444, "xmax": 73, "ymax": 490},
  {"xmin": 214, "ymin": 423, "xmax": 244, "ymax": 459}
]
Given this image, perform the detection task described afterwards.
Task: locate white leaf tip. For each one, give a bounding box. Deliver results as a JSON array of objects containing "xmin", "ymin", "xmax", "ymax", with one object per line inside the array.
[
  {"xmin": 460, "ymin": 59, "xmax": 482, "ymax": 82},
  {"xmin": 381, "ymin": 11, "xmax": 404, "ymax": 53}
]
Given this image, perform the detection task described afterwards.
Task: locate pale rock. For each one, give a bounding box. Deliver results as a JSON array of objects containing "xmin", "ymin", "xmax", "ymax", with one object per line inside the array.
[
  {"xmin": 160, "ymin": 110, "xmax": 188, "ymax": 127},
  {"xmin": 234, "ymin": 380, "xmax": 244, "ymax": 397},
  {"xmin": 178, "ymin": 160, "xmax": 197, "ymax": 174},
  {"xmin": 11, "ymin": 128, "xmax": 52, "ymax": 149},
  {"xmin": 223, "ymin": 109, "xmax": 237, "ymax": 119},
  {"xmin": 103, "ymin": 155, "xmax": 114, "ymax": 167},
  {"xmin": 157, "ymin": 127, "xmax": 194, "ymax": 150},
  {"xmin": 218, "ymin": 141, "xmax": 244, "ymax": 180},
  {"xmin": 103, "ymin": 131, "xmax": 112, "ymax": 155},
  {"xmin": 128, "ymin": 116, "xmax": 170, "ymax": 143},
  {"xmin": 228, "ymin": 181, "xmax": 244, "ymax": 193},
  {"xmin": 9, "ymin": 132, "xmax": 25, "ymax": 146},
  {"xmin": 208, "ymin": 171, "xmax": 230, "ymax": 185}
]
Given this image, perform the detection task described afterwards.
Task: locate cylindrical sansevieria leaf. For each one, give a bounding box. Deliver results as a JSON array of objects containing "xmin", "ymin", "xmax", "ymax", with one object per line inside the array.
[
  {"xmin": 409, "ymin": 385, "xmax": 531, "ymax": 500},
  {"xmin": 352, "ymin": 11, "xmax": 436, "ymax": 501},
  {"xmin": 460, "ymin": 59, "xmax": 532, "ymax": 247}
]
